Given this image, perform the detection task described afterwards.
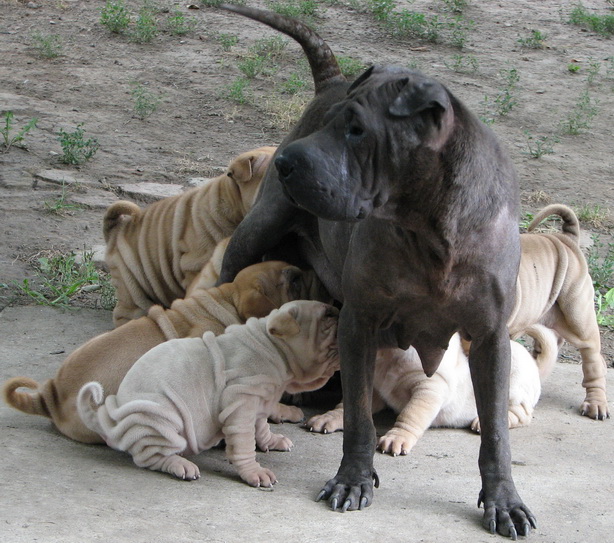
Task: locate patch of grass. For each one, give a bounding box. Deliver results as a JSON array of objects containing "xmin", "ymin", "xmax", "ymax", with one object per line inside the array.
[
  {"xmin": 586, "ymin": 235, "xmax": 614, "ymax": 293},
  {"xmin": 595, "ymin": 288, "xmax": 614, "ymax": 328},
  {"xmin": 43, "ymin": 182, "xmax": 83, "ymax": 216},
  {"xmin": 224, "ymin": 78, "xmax": 251, "ymax": 104},
  {"xmin": 567, "ymin": 62, "xmax": 581, "ymax": 74},
  {"xmin": 217, "ymin": 33, "xmax": 239, "ymax": 51},
  {"xmin": 517, "ymin": 29, "xmax": 547, "ymax": 49},
  {"xmin": 14, "ymin": 250, "xmax": 116, "ymax": 309},
  {"xmin": 131, "ymin": 83, "xmax": 161, "ymax": 120},
  {"xmin": 237, "ymin": 54, "xmax": 270, "ymax": 79},
  {"xmin": 337, "ymin": 56, "xmax": 366, "ymax": 78},
  {"xmin": 445, "ymin": 53, "xmax": 478, "ymax": 73},
  {"xmin": 446, "ymin": 15, "xmax": 473, "ymax": 48},
  {"xmin": 441, "ymin": 0, "xmax": 468, "ymax": 13},
  {"xmin": 100, "ymin": 0, "xmax": 131, "ymax": 34},
  {"xmin": 131, "ymin": 4, "xmax": 158, "ymax": 43},
  {"xmin": 58, "ymin": 123, "xmax": 100, "ymax": 165},
  {"xmin": 586, "ymin": 58, "xmax": 601, "ymax": 85},
  {"xmin": 1, "ymin": 111, "xmax": 38, "ymax": 152},
  {"xmin": 481, "ymin": 66, "xmax": 520, "ymax": 122},
  {"xmin": 575, "ymin": 204, "xmax": 610, "ymax": 229},
  {"xmin": 559, "ymin": 89, "xmax": 599, "ymax": 135},
  {"xmin": 31, "ymin": 32, "xmax": 63, "ymax": 59},
  {"xmin": 268, "ymin": 0, "xmax": 322, "ymax": 25},
  {"xmin": 523, "ymin": 131, "xmax": 559, "ymax": 158},
  {"xmin": 165, "ymin": 9, "xmax": 197, "ymax": 35},
  {"xmin": 568, "ymin": 3, "xmax": 614, "ymax": 37},
  {"xmin": 280, "ymin": 72, "xmax": 308, "ymax": 94},
  {"xmin": 262, "ymin": 94, "xmax": 309, "ymax": 130},
  {"xmin": 250, "ymin": 35, "xmax": 288, "ymax": 58}
]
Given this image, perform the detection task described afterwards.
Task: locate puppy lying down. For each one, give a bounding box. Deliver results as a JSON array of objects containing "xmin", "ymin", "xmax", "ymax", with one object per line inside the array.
[
  {"xmin": 77, "ymin": 301, "xmax": 339, "ymax": 487},
  {"xmin": 308, "ymin": 324, "xmax": 558, "ymax": 456}
]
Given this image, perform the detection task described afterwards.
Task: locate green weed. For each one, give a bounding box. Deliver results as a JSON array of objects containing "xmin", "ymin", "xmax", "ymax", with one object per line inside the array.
[
  {"xmin": 237, "ymin": 54, "xmax": 269, "ymax": 79},
  {"xmin": 575, "ymin": 204, "xmax": 610, "ymax": 229},
  {"xmin": 58, "ymin": 123, "xmax": 100, "ymax": 165},
  {"xmin": 31, "ymin": 32, "xmax": 63, "ymax": 59},
  {"xmin": 165, "ymin": 10, "xmax": 197, "ymax": 35},
  {"xmin": 517, "ymin": 29, "xmax": 547, "ymax": 49},
  {"xmin": 43, "ymin": 182, "xmax": 83, "ymax": 216},
  {"xmin": 441, "ymin": 0, "xmax": 468, "ymax": 13},
  {"xmin": 131, "ymin": 83, "xmax": 161, "ymax": 120},
  {"xmin": 560, "ymin": 90, "xmax": 598, "ymax": 135},
  {"xmin": 224, "ymin": 78, "xmax": 251, "ymax": 104},
  {"xmin": 268, "ymin": 0, "xmax": 321, "ymax": 24},
  {"xmin": 568, "ymin": 3, "xmax": 614, "ymax": 37},
  {"xmin": 595, "ymin": 288, "xmax": 614, "ymax": 327},
  {"xmin": 523, "ymin": 131, "xmax": 559, "ymax": 158},
  {"xmin": 280, "ymin": 72, "xmax": 308, "ymax": 94},
  {"xmin": 586, "ymin": 235, "xmax": 614, "ymax": 292},
  {"xmin": 445, "ymin": 53, "xmax": 478, "ymax": 73},
  {"xmin": 2, "ymin": 111, "xmax": 38, "ymax": 152},
  {"xmin": 100, "ymin": 0, "xmax": 131, "ymax": 33},
  {"xmin": 337, "ymin": 56, "xmax": 366, "ymax": 78},
  {"xmin": 131, "ymin": 4, "xmax": 158, "ymax": 43},
  {"xmin": 567, "ymin": 62, "xmax": 581, "ymax": 74},
  {"xmin": 217, "ymin": 33, "xmax": 239, "ymax": 51}
]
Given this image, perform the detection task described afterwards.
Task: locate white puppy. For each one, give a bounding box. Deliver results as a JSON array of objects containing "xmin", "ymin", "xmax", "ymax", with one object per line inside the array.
[
  {"xmin": 308, "ymin": 325, "xmax": 558, "ymax": 456},
  {"xmin": 78, "ymin": 300, "xmax": 339, "ymax": 487}
]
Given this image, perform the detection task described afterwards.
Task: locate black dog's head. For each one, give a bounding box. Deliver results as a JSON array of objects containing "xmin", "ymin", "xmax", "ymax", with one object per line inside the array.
[{"xmin": 274, "ymin": 65, "xmax": 456, "ymax": 222}]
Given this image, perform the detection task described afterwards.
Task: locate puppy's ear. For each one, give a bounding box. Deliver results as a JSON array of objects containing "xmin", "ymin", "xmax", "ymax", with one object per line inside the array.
[
  {"xmin": 236, "ymin": 288, "xmax": 278, "ymax": 320},
  {"xmin": 266, "ymin": 306, "xmax": 301, "ymax": 338},
  {"xmin": 227, "ymin": 155, "xmax": 253, "ymax": 184}
]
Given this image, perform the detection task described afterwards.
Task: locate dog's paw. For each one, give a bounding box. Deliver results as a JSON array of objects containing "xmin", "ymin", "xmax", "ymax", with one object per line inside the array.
[
  {"xmin": 166, "ymin": 457, "xmax": 201, "ymax": 481},
  {"xmin": 306, "ymin": 411, "xmax": 343, "ymax": 434},
  {"xmin": 269, "ymin": 403, "xmax": 305, "ymax": 424},
  {"xmin": 377, "ymin": 429, "xmax": 417, "ymax": 456},
  {"xmin": 262, "ymin": 433, "xmax": 293, "ymax": 452},
  {"xmin": 241, "ymin": 466, "xmax": 278, "ymax": 488},
  {"xmin": 580, "ymin": 399, "xmax": 610, "ymax": 421}
]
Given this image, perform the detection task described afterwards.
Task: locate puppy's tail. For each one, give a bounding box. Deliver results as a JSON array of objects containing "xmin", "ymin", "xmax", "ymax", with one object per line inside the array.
[
  {"xmin": 103, "ymin": 201, "xmax": 142, "ymax": 242},
  {"xmin": 522, "ymin": 324, "xmax": 560, "ymax": 380},
  {"xmin": 76, "ymin": 382, "xmax": 106, "ymax": 436},
  {"xmin": 527, "ymin": 204, "xmax": 580, "ymax": 245},
  {"xmin": 2, "ymin": 377, "xmax": 53, "ymax": 418}
]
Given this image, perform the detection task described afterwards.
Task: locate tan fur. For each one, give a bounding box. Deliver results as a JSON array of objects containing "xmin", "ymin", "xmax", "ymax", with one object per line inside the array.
[
  {"xmin": 2, "ymin": 261, "xmax": 324, "ymax": 444},
  {"xmin": 104, "ymin": 146, "xmax": 276, "ymax": 326},
  {"xmin": 508, "ymin": 204, "xmax": 609, "ymax": 419}
]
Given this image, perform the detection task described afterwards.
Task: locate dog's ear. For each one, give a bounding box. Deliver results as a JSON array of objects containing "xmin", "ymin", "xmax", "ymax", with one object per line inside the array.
[
  {"xmin": 348, "ymin": 65, "xmax": 375, "ymax": 93},
  {"xmin": 388, "ymin": 80, "xmax": 451, "ymax": 126},
  {"xmin": 227, "ymin": 155, "xmax": 253, "ymax": 184},
  {"xmin": 236, "ymin": 288, "xmax": 278, "ymax": 320},
  {"xmin": 266, "ymin": 305, "xmax": 301, "ymax": 338}
]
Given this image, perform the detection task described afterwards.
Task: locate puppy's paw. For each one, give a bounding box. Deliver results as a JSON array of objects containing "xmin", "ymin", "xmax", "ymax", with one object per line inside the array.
[
  {"xmin": 580, "ymin": 399, "xmax": 610, "ymax": 421},
  {"xmin": 377, "ymin": 429, "xmax": 418, "ymax": 457},
  {"xmin": 269, "ymin": 403, "xmax": 305, "ymax": 424},
  {"xmin": 262, "ymin": 433, "xmax": 293, "ymax": 452},
  {"xmin": 306, "ymin": 410, "xmax": 343, "ymax": 434},
  {"xmin": 166, "ymin": 457, "xmax": 201, "ymax": 481},
  {"xmin": 241, "ymin": 466, "xmax": 278, "ymax": 488},
  {"xmin": 470, "ymin": 417, "xmax": 481, "ymax": 433}
]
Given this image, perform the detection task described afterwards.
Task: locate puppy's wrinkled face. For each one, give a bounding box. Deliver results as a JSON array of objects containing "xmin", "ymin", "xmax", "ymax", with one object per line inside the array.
[
  {"xmin": 266, "ymin": 300, "xmax": 339, "ymax": 392},
  {"xmin": 226, "ymin": 146, "xmax": 277, "ymax": 213}
]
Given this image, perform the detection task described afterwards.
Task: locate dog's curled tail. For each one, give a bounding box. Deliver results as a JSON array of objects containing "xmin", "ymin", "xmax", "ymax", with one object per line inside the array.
[
  {"xmin": 103, "ymin": 201, "xmax": 142, "ymax": 242},
  {"xmin": 76, "ymin": 382, "xmax": 106, "ymax": 436},
  {"xmin": 523, "ymin": 324, "xmax": 560, "ymax": 380},
  {"xmin": 218, "ymin": 4, "xmax": 345, "ymax": 93},
  {"xmin": 527, "ymin": 204, "xmax": 580, "ymax": 244},
  {"xmin": 2, "ymin": 377, "xmax": 52, "ymax": 418}
]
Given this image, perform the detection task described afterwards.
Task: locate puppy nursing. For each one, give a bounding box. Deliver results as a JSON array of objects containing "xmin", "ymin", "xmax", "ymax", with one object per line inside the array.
[
  {"xmin": 104, "ymin": 146, "xmax": 276, "ymax": 326},
  {"xmin": 77, "ymin": 301, "xmax": 339, "ymax": 487},
  {"xmin": 3, "ymin": 261, "xmax": 320, "ymax": 444}
]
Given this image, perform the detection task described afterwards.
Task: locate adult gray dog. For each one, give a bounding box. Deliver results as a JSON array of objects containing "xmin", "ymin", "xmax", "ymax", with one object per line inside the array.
[{"xmin": 215, "ymin": 4, "xmax": 533, "ymax": 538}]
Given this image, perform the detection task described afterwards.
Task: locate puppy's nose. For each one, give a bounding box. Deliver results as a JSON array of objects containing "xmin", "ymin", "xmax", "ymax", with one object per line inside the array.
[{"xmin": 275, "ymin": 153, "xmax": 294, "ymax": 181}]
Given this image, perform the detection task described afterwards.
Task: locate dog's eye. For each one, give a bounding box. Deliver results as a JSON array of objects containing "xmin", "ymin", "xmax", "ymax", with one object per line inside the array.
[{"xmin": 347, "ymin": 124, "xmax": 364, "ymax": 139}]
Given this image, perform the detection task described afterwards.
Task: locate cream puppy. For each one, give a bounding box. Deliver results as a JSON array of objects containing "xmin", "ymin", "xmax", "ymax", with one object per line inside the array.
[{"xmin": 77, "ymin": 301, "xmax": 339, "ymax": 487}]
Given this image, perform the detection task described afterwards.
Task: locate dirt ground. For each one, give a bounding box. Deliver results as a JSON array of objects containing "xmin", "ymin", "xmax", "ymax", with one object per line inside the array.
[{"xmin": 0, "ymin": 0, "xmax": 613, "ymax": 541}]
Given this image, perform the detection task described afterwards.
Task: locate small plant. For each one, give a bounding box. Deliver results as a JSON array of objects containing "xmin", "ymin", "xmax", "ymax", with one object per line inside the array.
[
  {"xmin": 586, "ymin": 58, "xmax": 601, "ymax": 85},
  {"xmin": 43, "ymin": 182, "xmax": 83, "ymax": 216},
  {"xmin": 441, "ymin": 0, "xmax": 468, "ymax": 13},
  {"xmin": 165, "ymin": 10, "xmax": 197, "ymax": 35},
  {"xmin": 15, "ymin": 250, "xmax": 115, "ymax": 309},
  {"xmin": 237, "ymin": 54, "xmax": 269, "ymax": 79},
  {"xmin": 2, "ymin": 111, "xmax": 38, "ymax": 152},
  {"xmin": 337, "ymin": 56, "xmax": 366, "ymax": 78},
  {"xmin": 131, "ymin": 4, "xmax": 158, "ymax": 43},
  {"xmin": 31, "ymin": 32, "xmax": 63, "ymax": 59},
  {"xmin": 131, "ymin": 83, "xmax": 161, "ymax": 120},
  {"xmin": 523, "ymin": 131, "xmax": 559, "ymax": 158},
  {"xmin": 517, "ymin": 29, "xmax": 547, "ymax": 49},
  {"xmin": 370, "ymin": 0, "xmax": 395, "ymax": 21},
  {"xmin": 58, "ymin": 123, "xmax": 100, "ymax": 165},
  {"xmin": 575, "ymin": 204, "xmax": 609, "ymax": 229},
  {"xmin": 586, "ymin": 235, "xmax": 614, "ymax": 293},
  {"xmin": 268, "ymin": 0, "xmax": 321, "ymax": 24},
  {"xmin": 250, "ymin": 35, "xmax": 287, "ymax": 58},
  {"xmin": 393, "ymin": 10, "xmax": 441, "ymax": 42},
  {"xmin": 446, "ymin": 15, "xmax": 473, "ymax": 49},
  {"xmin": 445, "ymin": 53, "xmax": 478, "ymax": 73},
  {"xmin": 494, "ymin": 66, "xmax": 520, "ymax": 116},
  {"xmin": 567, "ymin": 62, "xmax": 581, "ymax": 74},
  {"xmin": 217, "ymin": 33, "xmax": 239, "ymax": 51},
  {"xmin": 560, "ymin": 89, "xmax": 598, "ymax": 135},
  {"xmin": 280, "ymin": 72, "xmax": 308, "ymax": 94},
  {"xmin": 568, "ymin": 3, "xmax": 614, "ymax": 37},
  {"xmin": 262, "ymin": 95, "xmax": 308, "ymax": 130},
  {"xmin": 100, "ymin": 0, "xmax": 131, "ymax": 34},
  {"xmin": 224, "ymin": 78, "xmax": 251, "ymax": 104},
  {"xmin": 595, "ymin": 288, "xmax": 614, "ymax": 328}
]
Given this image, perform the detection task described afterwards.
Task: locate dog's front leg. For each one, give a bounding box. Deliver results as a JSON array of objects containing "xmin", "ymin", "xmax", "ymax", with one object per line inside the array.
[
  {"xmin": 469, "ymin": 326, "xmax": 536, "ymax": 538},
  {"xmin": 317, "ymin": 306, "xmax": 379, "ymax": 512}
]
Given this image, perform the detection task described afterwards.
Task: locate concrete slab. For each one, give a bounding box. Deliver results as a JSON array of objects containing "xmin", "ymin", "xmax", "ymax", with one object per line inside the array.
[{"xmin": 1, "ymin": 306, "xmax": 612, "ymax": 543}]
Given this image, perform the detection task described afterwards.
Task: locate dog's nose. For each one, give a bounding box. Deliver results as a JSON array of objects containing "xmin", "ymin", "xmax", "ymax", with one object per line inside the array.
[{"xmin": 275, "ymin": 154, "xmax": 294, "ymax": 181}]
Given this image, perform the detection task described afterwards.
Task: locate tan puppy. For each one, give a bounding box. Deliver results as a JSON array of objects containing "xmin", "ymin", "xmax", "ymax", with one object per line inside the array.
[
  {"xmin": 104, "ymin": 146, "xmax": 276, "ymax": 326},
  {"xmin": 508, "ymin": 204, "xmax": 609, "ymax": 420},
  {"xmin": 307, "ymin": 325, "xmax": 557, "ymax": 456},
  {"xmin": 77, "ymin": 301, "xmax": 340, "ymax": 487},
  {"xmin": 3, "ymin": 261, "xmax": 323, "ymax": 444}
]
